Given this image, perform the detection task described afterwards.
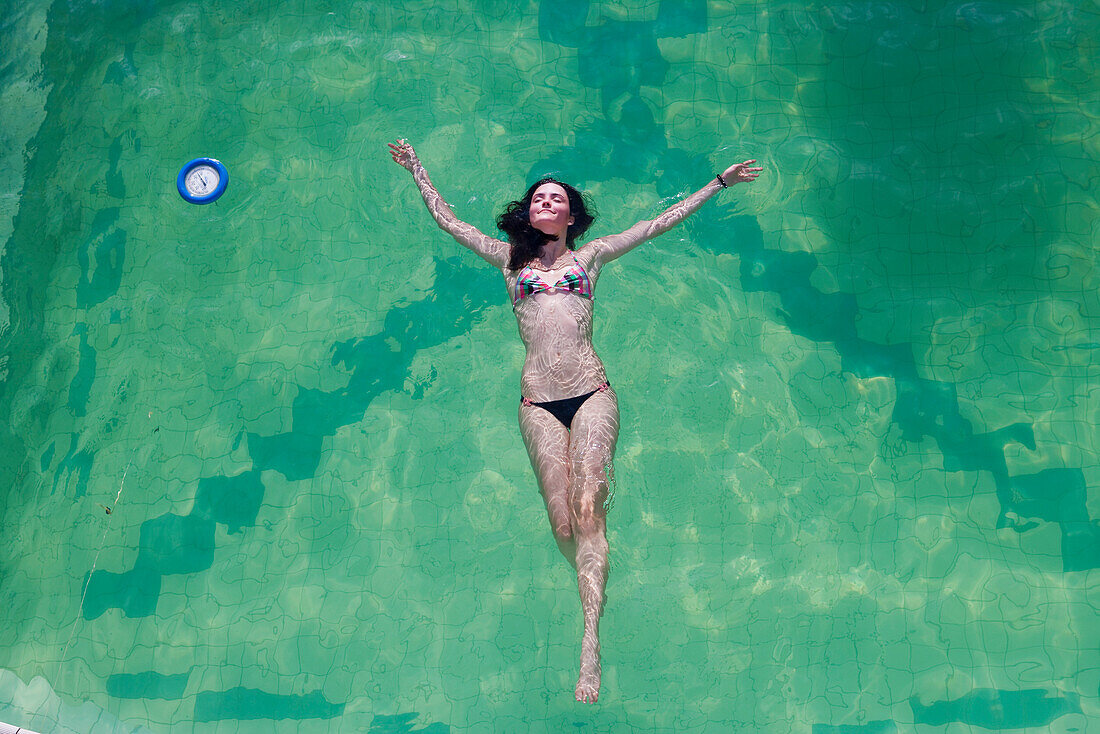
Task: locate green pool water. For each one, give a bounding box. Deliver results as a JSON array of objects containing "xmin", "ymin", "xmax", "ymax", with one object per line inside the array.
[{"xmin": 1, "ymin": 1, "xmax": 1098, "ymax": 732}]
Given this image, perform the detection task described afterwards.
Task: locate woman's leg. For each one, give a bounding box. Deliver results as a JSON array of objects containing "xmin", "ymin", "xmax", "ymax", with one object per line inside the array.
[
  {"xmin": 565, "ymin": 388, "xmax": 619, "ymax": 704},
  {"xmin": 519, "ymin": 402, "xmax": 575, "ymax": 564}
]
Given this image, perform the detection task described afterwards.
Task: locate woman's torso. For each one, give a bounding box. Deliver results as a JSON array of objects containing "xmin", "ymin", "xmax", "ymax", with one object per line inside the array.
[{"xmin": 502, "ymin": 244, "xmax": 608, "ymax": 401}]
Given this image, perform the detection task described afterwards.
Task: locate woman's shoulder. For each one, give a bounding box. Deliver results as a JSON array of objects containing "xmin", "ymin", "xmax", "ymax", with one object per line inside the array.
[
  {"xmin": 575, "ymin": 239, "xmax": 609, "ymax": 267},
  {"xmin": 575, "ymin": 239, "xmax": 604, "ymax": 258}
]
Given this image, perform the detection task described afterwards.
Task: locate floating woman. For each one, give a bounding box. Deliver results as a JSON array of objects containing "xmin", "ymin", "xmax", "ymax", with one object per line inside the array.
[{"xmin": 389, "ymin": 139, "xmax": 761, "ymax": 703}]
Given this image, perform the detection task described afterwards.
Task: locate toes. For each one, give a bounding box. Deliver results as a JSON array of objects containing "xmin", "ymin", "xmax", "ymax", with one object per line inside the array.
[{"xmin": 575, "ymin": 685, "xmax": 599, "ymax": 704}]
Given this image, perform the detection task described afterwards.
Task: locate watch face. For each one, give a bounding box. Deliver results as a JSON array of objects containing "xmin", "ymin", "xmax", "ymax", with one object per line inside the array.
[{"xmin": 185, "ymin": 165, "xmax": 220, "ymax": 196}]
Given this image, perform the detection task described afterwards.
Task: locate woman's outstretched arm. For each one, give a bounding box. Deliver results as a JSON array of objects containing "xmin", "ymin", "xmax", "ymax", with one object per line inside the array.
[
  {"xmin": 389, "ymin": 139, "xmax": 510, "ymax": 268},
  {"xmin": 591, "ymin": 160, "xmax": 762, "ymax": 264}
]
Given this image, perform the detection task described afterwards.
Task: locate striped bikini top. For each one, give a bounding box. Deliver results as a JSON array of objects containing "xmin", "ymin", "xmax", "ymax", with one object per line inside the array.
[{"xmin": 512, "ymin": 254, "xmax": 593, "ymax": 306}]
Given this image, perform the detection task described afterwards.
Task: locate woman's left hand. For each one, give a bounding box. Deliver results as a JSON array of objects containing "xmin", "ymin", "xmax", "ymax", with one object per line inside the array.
[{"xmin": 721, "ymin": 160, "xmax": 763, "ymax": 185}]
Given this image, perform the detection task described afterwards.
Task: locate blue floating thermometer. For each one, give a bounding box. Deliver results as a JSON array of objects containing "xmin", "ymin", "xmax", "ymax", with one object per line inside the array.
[{"xmin": 177, "ymin": 158, "xmax": 228, "ymax": 204}]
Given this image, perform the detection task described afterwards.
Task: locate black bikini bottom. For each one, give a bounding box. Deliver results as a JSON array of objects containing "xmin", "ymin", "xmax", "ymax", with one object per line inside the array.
[{"xmin": 521, "ymin": 381, "xmax": 610, "ymax": 430}]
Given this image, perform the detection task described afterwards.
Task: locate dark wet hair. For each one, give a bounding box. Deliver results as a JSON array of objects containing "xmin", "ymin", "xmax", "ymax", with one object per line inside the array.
[{"xmin": 496, "ymin": 178, "xmax": 596, "ymax": 271}]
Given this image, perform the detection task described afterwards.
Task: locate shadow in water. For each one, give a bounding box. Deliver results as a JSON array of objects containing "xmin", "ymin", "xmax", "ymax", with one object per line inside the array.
[{"xmin": 909, "ymin": 688, "xmax": 1081, "ymax": 729}]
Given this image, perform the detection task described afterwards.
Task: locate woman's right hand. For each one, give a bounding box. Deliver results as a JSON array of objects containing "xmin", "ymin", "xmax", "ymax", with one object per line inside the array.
[{"xmin": 388, "ymin": 138, "xmax": 419, "ymax": 173}]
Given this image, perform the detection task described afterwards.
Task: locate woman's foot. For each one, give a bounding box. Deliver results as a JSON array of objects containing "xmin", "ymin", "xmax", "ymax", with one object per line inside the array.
[{"xmin": 575, "ymin": 633, "xmax": 601, "ymax": 703}]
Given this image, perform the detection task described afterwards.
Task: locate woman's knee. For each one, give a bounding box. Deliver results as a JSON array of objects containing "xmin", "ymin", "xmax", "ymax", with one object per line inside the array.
[
  {"xmin": 569, "ymin": 475, "xmax": 609, "ymax": 530},
  {"xmin": 545, "ymin": 499, "xmax": 574, "ymax": 541},
  {"xmin": 551, "ymin": 516, "xmax": 573, "ymax": 542},
  {"xmin": 541, "ymin": 486, "xmax": 574, "ymax": 542}
]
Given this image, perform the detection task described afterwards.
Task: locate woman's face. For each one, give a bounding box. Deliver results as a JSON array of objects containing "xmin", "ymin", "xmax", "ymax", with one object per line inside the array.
[{"xmin": 529, "ymin": 182, "xmax": 573, "ymax": 238}]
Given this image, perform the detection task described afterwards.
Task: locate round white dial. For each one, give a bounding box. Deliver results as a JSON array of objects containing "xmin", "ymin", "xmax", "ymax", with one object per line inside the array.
[{"xmin": 184, "ymin": 165, "xmax": 220, "ymax": 196}]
